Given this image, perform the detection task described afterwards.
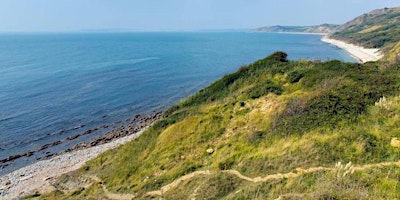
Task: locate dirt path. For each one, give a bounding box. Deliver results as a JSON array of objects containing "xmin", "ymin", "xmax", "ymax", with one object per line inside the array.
[
  {"xmin": 79, "ymin": 160, "xmax": 400, "ymax": 198},
  {"xmin": 88, "ymin": 176, "xmax": 135, "ymax": 200},
  {"xmin": 145, "ymin": 160, "xmax": 400, "ymax": 196},
  {"xmin": 222, "ymin": 167, "xmax": 330, "ymax": 183},
  {"xmin": 352, "ymin": 160, "xmax": 400, "ymax": 170},
  {"xmin": 146, "ymin": 170, "xmax": 212, "ymax": 196}
]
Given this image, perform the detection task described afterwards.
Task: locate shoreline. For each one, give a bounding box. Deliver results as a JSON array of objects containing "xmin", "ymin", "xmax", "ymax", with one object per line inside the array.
[
  {"xmin": 0, "ymin": 112, "xmax": 163, "ymax": 199},
  {"xmin": 321, "ymin": 36, "xmax": 383, "ymax": 63},
  {"xmin": 0, "ymin": 111, "xmax": 162, "ymax": 175},
  {"xmin": 272, "ymin": 31, "xmax": 328, "ymax": 35},
  {"xmin": 0, "ymin": 128, "xmax": 148, "ymax": 199}
]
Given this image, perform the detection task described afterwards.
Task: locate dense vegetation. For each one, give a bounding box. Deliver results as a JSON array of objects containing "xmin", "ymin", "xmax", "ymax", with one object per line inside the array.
[
  {"xmin": 332, "ymin": 7, "xmax": 400, "ymax": 61},
  {"xmin": 35, "ymin": 52, "xmax": 400, "ymax": 199}
]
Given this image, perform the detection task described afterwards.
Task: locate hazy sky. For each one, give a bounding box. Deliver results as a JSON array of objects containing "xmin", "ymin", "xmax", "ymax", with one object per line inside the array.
[{"xmin": 0, "ymin": 0, "xmax": 399, "ymax": 32}]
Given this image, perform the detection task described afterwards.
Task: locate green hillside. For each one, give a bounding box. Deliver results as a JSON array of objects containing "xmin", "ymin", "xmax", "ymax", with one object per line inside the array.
[
  {"xmin": 33, "ymin": 52, "xmax": 400, "ymax": 199},
  {"xmin": 331, "ymin": 7, "xmax": 400, "ymax": 62}
]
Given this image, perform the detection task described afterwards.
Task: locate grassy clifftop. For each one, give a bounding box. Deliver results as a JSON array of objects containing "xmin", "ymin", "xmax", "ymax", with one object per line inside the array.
[{"xmin": 36, "ymin": 52, "xmax": 400, "ymax": 199}]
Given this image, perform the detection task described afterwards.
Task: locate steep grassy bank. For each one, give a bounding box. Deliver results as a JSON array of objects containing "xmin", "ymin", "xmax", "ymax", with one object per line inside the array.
[{"xmin": 34, "ymin": 52, "xmax": 400, "ymax": 199}]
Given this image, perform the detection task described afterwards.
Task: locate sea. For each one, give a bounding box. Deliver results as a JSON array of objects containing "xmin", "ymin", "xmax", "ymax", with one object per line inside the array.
[{"xmin": 0, "ymin": 32, "xmax": 356, "ymax": 175}]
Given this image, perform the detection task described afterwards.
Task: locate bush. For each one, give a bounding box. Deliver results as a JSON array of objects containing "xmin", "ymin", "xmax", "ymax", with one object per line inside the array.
[
  {"xmin": 218, "ymin": 157, "xmax": 235, "ymax": 170},
  {"xmin": 266, "ymin": 51, "xmax": 288, "ymax": 62},
  {"xmin": 248, "ymin": 81, "xmax": 283, "ymax": 99},
  {"xmin": 287, "ymin": 71, "xmax": 304, "ymax": 83}
]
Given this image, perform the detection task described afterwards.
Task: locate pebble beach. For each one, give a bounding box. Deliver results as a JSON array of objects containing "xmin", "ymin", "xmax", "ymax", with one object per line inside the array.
[{"xmin": 0, "ymin": 129, "xmax": 145, "ymax": 200}]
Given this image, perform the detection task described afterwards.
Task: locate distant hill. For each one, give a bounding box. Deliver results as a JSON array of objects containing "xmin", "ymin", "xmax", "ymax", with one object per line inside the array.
[
  {"xmin": 255, "ymin": 24, "xmax": 339, "ymax": 34},
  {"xmin": 256, "ymin": 7, "xmax": 400, "ymax": 62},
  {"xmin": 331, "ymin": 7, "xmax": 400, "ymax": 61}
]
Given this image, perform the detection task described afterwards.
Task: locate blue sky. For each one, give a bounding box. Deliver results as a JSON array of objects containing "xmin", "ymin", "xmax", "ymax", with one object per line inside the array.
[{"xmin": 0, "ymin": 0, "xmax": 399, "ymax": 32}]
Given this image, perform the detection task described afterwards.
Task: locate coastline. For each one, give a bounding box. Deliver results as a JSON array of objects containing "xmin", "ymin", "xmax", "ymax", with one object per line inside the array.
[
  {"xmin": 253, "ymin": 31, "xmax": 328, "ymax": 35},
  {"xmin": 0, "ymin": 128, "xmax": 147, "ymax": 199},
  {"xmin": 0, "ymin": 111, "xmax": 162, "ymax": 199},
  {"xmin": 321, "ymin": 36, "xmax": 383, "ymax": 63},
  {"xmin": 0, "ymin": 111, "xmax": 162, "ymax": 175},
  {"xmin": 272, "ymin": 31, "xmax": 327, "ymax": 35}
]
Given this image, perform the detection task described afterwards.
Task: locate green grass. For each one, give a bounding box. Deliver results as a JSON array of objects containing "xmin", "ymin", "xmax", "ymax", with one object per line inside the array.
[{"xmin": 34, "ymin": 52, "xmax": 400, "ymax": 199}]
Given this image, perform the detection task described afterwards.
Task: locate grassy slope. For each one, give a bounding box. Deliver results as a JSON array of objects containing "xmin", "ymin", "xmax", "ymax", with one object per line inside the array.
[
  {"xmin": 331, "ymin": 7, "xmax": 400, "ymax": 62},
  {"xmin": 36, "ymin": 52, "xmax": 400, "ymax": 199}
]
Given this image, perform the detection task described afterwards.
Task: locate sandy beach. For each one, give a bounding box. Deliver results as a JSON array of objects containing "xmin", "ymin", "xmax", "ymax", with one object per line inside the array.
[
  {"xmin": 321, "ymin": 36, "xmax": 383, "ymax": 63},
  {"xmin": 0, "ymin": 129, "xmax": 145, "ymax": 200}
]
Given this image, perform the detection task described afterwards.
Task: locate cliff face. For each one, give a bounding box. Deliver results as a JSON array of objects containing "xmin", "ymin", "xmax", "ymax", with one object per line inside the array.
[{"xmin": 255, "ymin": 24, "xmax": 339, "ymax": 34}]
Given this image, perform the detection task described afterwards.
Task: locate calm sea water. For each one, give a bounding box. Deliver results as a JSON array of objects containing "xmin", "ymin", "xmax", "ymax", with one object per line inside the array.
[{"xmin": 0, "ymin": 32, "xmax": 355, "ymax": 175}]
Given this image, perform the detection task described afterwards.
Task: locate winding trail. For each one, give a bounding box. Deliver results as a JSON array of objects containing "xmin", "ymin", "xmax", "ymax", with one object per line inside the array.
[
  {"xmin": 144, "ymin": 160, "xmax": 400, "ymax": 197},
  {"xmin": 88, "ymin": 176, "xmax": 135, "ymax": 200},
  {"xmin": 146, "ymin": 170, "xmax": 212, "ymax": 196},
  {"xmin": 352, "ymin": 160, "xmax": 400, "ymax": 170},
  {"xmin": 222, "ymin": 167, "xmax": 330, "ymax": 183},
  {"xmin": 74, "ymin": 160, "xmax": 400, "ymax": 199}
]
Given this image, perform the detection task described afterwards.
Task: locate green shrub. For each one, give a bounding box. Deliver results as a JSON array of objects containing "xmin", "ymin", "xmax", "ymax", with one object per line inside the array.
[
  {"xmin": 218, "ymin": 157, "xmax": 235, "ymax": 170},
  {"xmin": 248, "ymin": 80, "xmax": 283, "ymax": 99},
  {"xmin": 287, "ymin": 70, "xmax": 304, "ymax": 83},
  {"xmin": 266, "ymin": 51, "xmax": 289, "ymax": 62}
]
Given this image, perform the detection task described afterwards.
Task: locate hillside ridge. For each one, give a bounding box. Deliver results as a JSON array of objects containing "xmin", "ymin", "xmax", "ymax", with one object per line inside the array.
[
  {"xmin": 254, "ymin": 24, "xmax": 338, "ymax": 34},
  {"xmin": 331, "ymin": 6, "xmax": 400, "ymax": 62}
]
